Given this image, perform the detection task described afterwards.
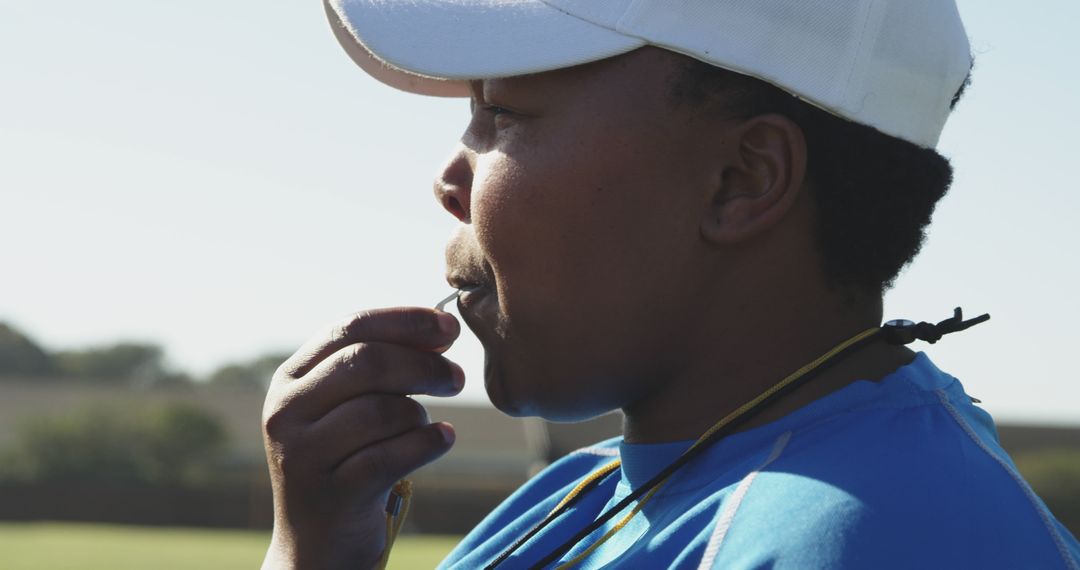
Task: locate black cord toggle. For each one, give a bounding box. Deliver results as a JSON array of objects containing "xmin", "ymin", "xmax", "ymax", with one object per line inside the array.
[{"xmin": 882, "ymin": 307, "xmax": 990, "ymax": 345}]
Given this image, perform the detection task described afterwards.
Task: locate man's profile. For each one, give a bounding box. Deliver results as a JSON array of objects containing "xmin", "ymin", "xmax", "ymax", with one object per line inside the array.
[{"xmin": 259, "ymin": 1, "xmax": 1080, "ymax": 568}]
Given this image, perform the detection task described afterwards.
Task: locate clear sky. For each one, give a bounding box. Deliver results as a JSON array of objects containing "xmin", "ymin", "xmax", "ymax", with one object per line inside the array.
[{"xmin": 2, "ymin": 1, "xmax": 1077, "ymax": 424}]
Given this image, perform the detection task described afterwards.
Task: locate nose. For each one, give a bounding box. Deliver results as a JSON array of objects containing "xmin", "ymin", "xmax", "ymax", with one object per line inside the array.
[{"xmin": 434, "ymin": 147, "xmax": 474, "ymax": 223}]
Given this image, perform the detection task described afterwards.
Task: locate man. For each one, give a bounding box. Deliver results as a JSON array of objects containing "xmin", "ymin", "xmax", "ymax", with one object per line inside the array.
[{"xmin": 261, "ymin": 1, "xmax": 1080, "ymax": 568}]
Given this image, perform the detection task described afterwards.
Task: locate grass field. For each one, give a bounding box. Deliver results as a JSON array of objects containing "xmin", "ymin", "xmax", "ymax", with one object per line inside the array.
[{"xmin": 0, "ymin": 523, "xmax": 460, "ymax": 569}]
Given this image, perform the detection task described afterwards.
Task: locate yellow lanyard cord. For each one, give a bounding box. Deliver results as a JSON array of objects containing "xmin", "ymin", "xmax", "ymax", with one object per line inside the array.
[
  {"xmin": 554, "ymin": 477, "xmax": 669, "ymax": 569},
  {"xmin": 376, "ymin": 479, "xmax": 413, "ymax": 570},
  {"xmin": 548, "ymin": 460, "xmax": 622, "ymax": 515},
  {"xmin": 692, "ymin": 326, "xmax": 881, "ymax": 450},
  {"xmin": 551, "ymin": 326, "xmax": 882, "ymax": 569}
]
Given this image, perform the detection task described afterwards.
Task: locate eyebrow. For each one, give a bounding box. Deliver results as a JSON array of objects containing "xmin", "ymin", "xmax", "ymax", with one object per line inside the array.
[
  {"xmin": 466, "ymin": 76, "xmax": 540, "ymax": 112},
  {"xmin": 468, "ymin": 77, "xmax": 535, "ymax": 98}
]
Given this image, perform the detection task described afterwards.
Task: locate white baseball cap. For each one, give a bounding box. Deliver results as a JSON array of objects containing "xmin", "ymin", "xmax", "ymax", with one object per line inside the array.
[{"xmin": 326, "ymin": 0, "xmax": 972, "ymax": 149}]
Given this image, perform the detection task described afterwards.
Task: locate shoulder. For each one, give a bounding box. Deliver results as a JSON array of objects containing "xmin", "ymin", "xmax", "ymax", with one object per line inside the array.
[
  {"xmin": 707, "ymin": 367, "xmax": 1080, "ymax": 569},
  {"xmin": 441, "ymin": 437, "xmax": 623, "ymax": 566},
  {"xmin": 485, "ymin": 435, "xmax": 622, "ymax": 522},
  {"xmin": 527, "ymin": 436, "xmax": 623, "ymax": 496}
]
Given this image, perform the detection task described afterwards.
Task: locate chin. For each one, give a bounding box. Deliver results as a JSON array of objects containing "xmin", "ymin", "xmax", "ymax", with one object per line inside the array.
[
  {"xmin": 482, "ymin": 357, "xmax": 529, "ymax": 417},
  {"xmin": 483, "ymin": 358, "xmax": 619, "ymax": 423}
]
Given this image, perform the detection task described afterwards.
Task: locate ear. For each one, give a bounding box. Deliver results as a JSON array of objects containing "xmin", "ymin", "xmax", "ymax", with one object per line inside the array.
[{"xmin": 700, "ymin": 114, "xmax": 808, "ymax": 245}]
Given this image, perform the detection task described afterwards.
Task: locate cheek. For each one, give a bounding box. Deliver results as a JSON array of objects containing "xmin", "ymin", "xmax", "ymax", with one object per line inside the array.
[
  {"xmin": 467, "ymin": 118, "xmax": 706, "ymax": 409},
  {"xmin": 473, "ymin": 124, "xmax": 702, "ymax": 309},
  {"xmin": 471, "ymin": 146, "xmax": 601, "ymax": 299},
  {"xmin": 470, "ymin": 154, "xmax": 533, "ymax": 286}
]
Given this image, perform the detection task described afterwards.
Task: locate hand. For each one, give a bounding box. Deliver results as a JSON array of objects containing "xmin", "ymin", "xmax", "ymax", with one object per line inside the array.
[{"xmin": 260, "ymin": 307, "xmax": 464, "ymax": 569}]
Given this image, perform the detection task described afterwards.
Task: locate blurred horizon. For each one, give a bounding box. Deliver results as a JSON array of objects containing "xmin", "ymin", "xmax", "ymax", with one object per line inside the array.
[{"xmin": 3, "ymin": 0, "xmax": 1079, "ymax": 424}]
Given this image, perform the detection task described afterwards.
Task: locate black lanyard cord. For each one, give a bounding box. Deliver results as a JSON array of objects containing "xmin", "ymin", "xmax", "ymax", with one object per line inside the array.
[
  {"xmin": 520, "ymin": 328, "xmax": 883, "ymax": 570},
  {"xmin": 486, "ymin": 308, "xmax": 989, "ymax": 570}
]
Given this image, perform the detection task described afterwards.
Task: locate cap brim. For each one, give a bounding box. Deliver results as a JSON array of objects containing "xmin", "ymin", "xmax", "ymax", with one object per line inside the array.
[{"xmin": 325, "ymin": 0, "xmax": 645, "ymax": 98}]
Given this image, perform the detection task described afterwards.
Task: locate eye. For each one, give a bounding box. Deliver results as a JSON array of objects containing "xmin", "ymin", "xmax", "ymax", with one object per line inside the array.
[
  {"xmin": 479, "ymin": 103, "xmax": 514, "ymax": 117},
  {"xmin": 467, "ymin": 98, "xmax": 521, "ymax": 131}
]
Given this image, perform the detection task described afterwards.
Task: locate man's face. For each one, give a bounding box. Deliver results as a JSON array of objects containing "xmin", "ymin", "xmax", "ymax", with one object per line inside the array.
[{"xmin": 442, "ymin": 48, "xmax": 729, "ymax": 420}]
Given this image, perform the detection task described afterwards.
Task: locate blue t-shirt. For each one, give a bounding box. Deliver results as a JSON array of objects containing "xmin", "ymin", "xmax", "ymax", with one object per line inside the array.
[{"xmin": 439, "ymin": 353, "xmax": 1080, "ymax": 569}]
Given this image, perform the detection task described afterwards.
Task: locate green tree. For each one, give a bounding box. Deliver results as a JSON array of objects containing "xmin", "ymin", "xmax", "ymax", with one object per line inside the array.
[
  {"xmin": 142, "ymin": 403, "xmax": 229, "ymax": 483},
  {"xmin": 207, "ymin": 352, "xmax": 288, "ymax": 391},
  {"xmin": 53, "ymin": 342, "xmax": 172, "ymax": 385},
  {"xmin": 0, "ymin": 322, "xmax": 54, "ymax": 377},
  {"xmin": 0, "ymin": 402, "xmax": 227, "ymax": 486}
]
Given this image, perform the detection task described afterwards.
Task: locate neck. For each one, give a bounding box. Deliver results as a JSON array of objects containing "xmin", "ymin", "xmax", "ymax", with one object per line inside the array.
[{"xmin": 620, "ymin": 290, "xmax": 915, "ymax": 444}]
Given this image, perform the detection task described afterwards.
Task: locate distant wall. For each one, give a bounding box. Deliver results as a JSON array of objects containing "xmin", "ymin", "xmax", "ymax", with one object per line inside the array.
[
  {"xmin": 1, "ymin": 379, "xmax": 1075, "ymax": 534},
  {"xmin": 0, "ymin": 380, "xmax": 268, "ymax": 461},
  {"xmin": 997, "ymin": 424, "xmax": 1080, "ymax": 455},
  {"xmin": 0, "ymin": 380, "xmax": 609, "ymax": 532}
]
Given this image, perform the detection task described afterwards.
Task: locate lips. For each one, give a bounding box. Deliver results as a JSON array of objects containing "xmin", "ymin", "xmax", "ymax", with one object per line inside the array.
[
  {"xmin": 445, "ymin": 227, "xmax": 496, "ymax": 291},
  {"xmin": 445, "ymin": 227, "xmax": 504, "ymax": 338},
  {"xmin": 445, "ymin": 272, "xmax": 496, "ymax": 318},
  {"xmin": 445, "ymin": 270, "xmax": 496, "ymax": 311},
  {"xmin": 446, "ymin": 273, "xmax": 492, "ymax": 293}
]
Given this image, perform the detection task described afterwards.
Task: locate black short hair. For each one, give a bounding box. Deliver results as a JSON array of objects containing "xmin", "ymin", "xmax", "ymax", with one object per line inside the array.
[{"xmin": 671, "ymin": 57, "xmax": 972, "ymax": 297}]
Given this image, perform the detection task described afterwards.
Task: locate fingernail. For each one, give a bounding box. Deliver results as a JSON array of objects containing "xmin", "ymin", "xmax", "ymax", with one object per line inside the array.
[
  {"xmin": 437, "ymin": 422, "xmax": 456, "ymax": 445},
  {"xmin": 449, "ymin": 361, "xmax": 465, "ymax": 392},
  {"xmin": 436, "ymin": 312, "xmax": 457, "ymax": 334}
]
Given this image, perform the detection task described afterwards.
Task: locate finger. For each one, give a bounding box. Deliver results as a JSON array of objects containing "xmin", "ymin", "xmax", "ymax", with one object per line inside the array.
[
  {"xmin": 290, "ymin": 342, "xmax": 464, "ymax": 419},
  {"xmin": 332, "ymin": 422, "xmax": 455, "ymax": 491},
  {"xmin": 305, "ymin": 395, "xmax": 430, "ymax": 468},
  {"xmin": 280, "ymin": 308, "xmax": 461, "ymax": 379}
]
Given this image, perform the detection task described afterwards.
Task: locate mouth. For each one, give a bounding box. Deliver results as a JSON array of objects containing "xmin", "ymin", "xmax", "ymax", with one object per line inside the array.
[
  {"xmin": 445, "ymin": 273, "xmax": 491, "ymax": 293},
  {"xmin": 436, "ymin": 282, "xmax": 487, "ymax": 312},
  {"xmin": 443, "ymin": 277, "xmax": 502, "ymax": 345},
  {"xmin": 444, "ymin": 229, "xmax": 504, "ymax": 337},
  {"xmin": 445, "ymin": 251, "xmax": 495, "ymax": 292},
  {"xmin": 444, "ymin": 276, "xmax": 495, "ymax": 311},
  {"xmin": 445, "ymin": 227, "xmax": 497, "ymax": 298}
]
